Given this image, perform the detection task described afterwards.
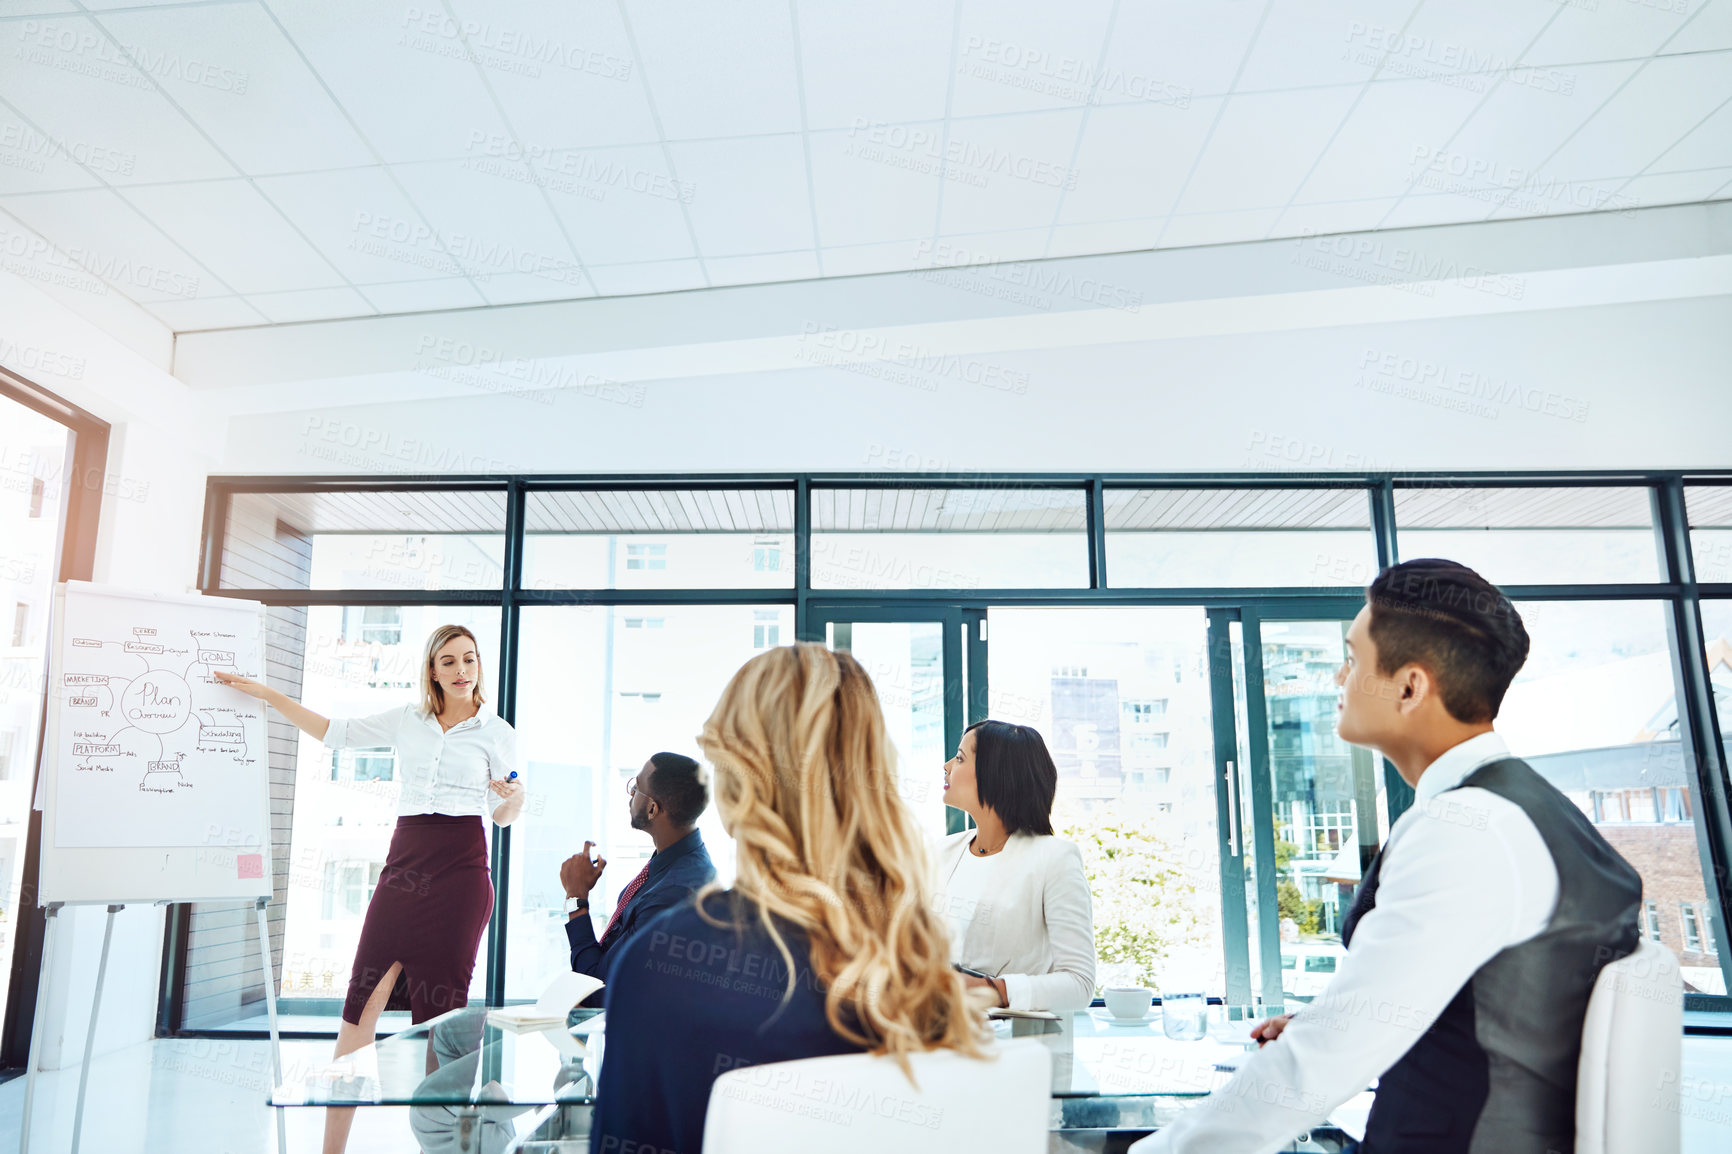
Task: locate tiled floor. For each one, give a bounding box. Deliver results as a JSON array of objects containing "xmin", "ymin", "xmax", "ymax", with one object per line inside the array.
[{"xmin": 2, "ymin": 1034, "xmax": 1729, "ymax": 1153}]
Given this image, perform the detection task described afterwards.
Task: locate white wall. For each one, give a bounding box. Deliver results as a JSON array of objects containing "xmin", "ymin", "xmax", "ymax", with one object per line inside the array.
[
  {"xmin": 1, "ymin": 269, "xmax": 219, "ymax": 1069},
  {"xmin": 216, "ymin": 293, "xmax": 1732, "ymax": 477}
]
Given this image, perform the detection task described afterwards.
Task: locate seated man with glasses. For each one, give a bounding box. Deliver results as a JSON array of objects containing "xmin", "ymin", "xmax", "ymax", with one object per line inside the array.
[{"xmin": 559, "ymin": 752, "xmax": 716, "ymax": 981}]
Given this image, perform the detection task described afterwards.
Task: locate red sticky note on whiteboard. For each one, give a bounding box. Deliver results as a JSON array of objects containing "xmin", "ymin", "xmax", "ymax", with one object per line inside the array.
[{"xmin": 237, "ymin": 854, "xmax": 264, "ymax": 879}]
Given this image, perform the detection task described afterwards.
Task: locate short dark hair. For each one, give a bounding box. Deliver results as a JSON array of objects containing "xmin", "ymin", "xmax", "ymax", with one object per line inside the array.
[
  {"xmin": 965, "ymin": 720, "xmax": 1057, "ymax": 836},
  {"xmin": 1366, "ymin": 558, "xmax": 1530, "ymax": 724},
  {"xmin": 647, "ymin": 752, "xmax": 708, "ymax": 827}
]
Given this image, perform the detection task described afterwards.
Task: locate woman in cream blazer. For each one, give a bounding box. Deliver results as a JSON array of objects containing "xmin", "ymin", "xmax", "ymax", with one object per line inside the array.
[{"xmin": 937, "ymin": 720, "xmax": 1096, "ymax": 1012}]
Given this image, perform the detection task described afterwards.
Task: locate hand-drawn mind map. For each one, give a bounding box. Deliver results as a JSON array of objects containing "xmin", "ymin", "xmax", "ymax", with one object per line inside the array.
[{"xmin": 54, "ymin": 610, "xmax": 267, "ymax": 850}]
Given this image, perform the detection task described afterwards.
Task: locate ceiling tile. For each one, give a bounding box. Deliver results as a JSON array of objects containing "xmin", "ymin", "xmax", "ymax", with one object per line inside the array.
[
  {"xmin": 807, "ymin": 122, "xmax": 943, "ymax": 247},
  {"xmin": 623, "ymin": 0, "xmax": 801, "ymax": 139},
  {"xmin": 666, "ymin": 134, "xmax": 812, "ymax": 257},
  {"xmin": 95, "ymin": 4, "xmax": 373, "ymax": 175},
  {"xmin": 1377, "ymin": 189, "xmax": 1501, "ymax": 228},
  {"xmin": 391, "ymin": 158, "xmax": 589, "ymax": 289},
  {"xmin": 472, "ymin": 269, "xmax": 593, "ymax": 306},
  {"xmin": 1271, "ymin": 198, "xmax": 1403, "ymax": 238},
  {"xmin": 440, "ymin": 0, "xmax": 658, "ymax": 150},
  {"xmin": 925, "ymin": 228, "xmax": 1048, "ymax": 265},
  {"xmin": 1, "ymin": 188, "xmax": 217, "ymax": 301},
  {"xmin": 1385, "ymin": 0, "xmax": 1559, "ymax": 78},
  {"xmin": 1524, "ymin": 0, "xmax": 1702, "ymax": 67},
  {"xmin": 1665, "ymin": 2, "xmax": 1732, "ymax": 52},
  {"xmin": 706, "ymin": 250, "xmax": 821, "ymax": 285},
  {"xmin": 142, "ymin": 293, "xmax": 267, "ymax": 331},
  {"xmin": 248, "ymin": 285, "xmax": 375, "ymax": 324},
  {"xmin": 0, "ymin": 1, "xmax": 76, "ymax": 12},
  {"xmin": 587, "ymin": 258, "xmax": 708, "ymax": 296},
  {"xmin": 0, "ymin": 13, "xmax": 236, "ymax": 185},
  {"xmin": 255, "ymin": 167, "xmax": 458, "ymax": 284},
  {"xmin": 532, "ymin": 143, "xmax": 698, "ymax": 265},
  {"xmin": 1057, "ymin": 97, "xmax": 1221, "ymax": 224},
  {"xmin": 1421, "ymin": 59, "xmax": 1640, "ymax": 194},
  {"xmin": 1292, "ymin": 79, "xmax": 1483, "ymax": 204},
  {"xmin": 1236, "ymin": 0, "xmax": 1424, "ymax": 91},
  {"xmin": 820, "ymin": 239, "xmax": 923, "ymax": 276},
  {"xmin": 1096, "ymin": 0, "xmax": 1267, "ymax": 103},
  {"xmin": 947, "ymin": 0, "xmax": 1117, "ymax": 118},
  {"xmin": 796, "ymin": 0, "xmax": 954, "ymax": 130},
  {"xmin": 1174, "ymin": 86, "xmax": 1362, "ymax": 214},
  {"xmin": 1159, "ymin": 208, "xmax": 1282, "ymax": 249},
  {"xmin": 0, "ymin": 106, "xmax": 106, "ymax": 195},
  {"xmin": 120, "ymin": 179, "xmax": 345, "ymax": 294},
  {"xmin": 936, "ymin": 108, "xmax": 1084, "ymax": 234},
  {"xmin": 355, "ymin": 277, "xmax": 486, "ymax": 314},
  {"xmin": 1537, "ymin": 53, "xmax": 1732, "ymax": 185},
  {"xmin": 1649, "ymin": 95, "xmax": 1732, "ymax": 172},
  {"xmin": 1616, "ymin": 165, "xmax": 1732, "ymax": 208},
  {"xmin": 268, "ymin": 0, "xmax": 514, "ymax": 163},
  {"xmin": 1045, "ymin": 217, "xmax": 1165, "ymax": 257}
]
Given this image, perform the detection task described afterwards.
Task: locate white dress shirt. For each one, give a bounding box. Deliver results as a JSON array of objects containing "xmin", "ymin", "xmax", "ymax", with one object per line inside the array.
[
  {"xmin": 1134, "ymin": 731, "xmax": 1558, "ymax": 1154},
  {"xmin": 935, "ymin": 830, "xmax": 1097, "ymax": 1012},
  {"xmin": 324, "ymin": 703, "xmax": 517, "ymax": 820}
]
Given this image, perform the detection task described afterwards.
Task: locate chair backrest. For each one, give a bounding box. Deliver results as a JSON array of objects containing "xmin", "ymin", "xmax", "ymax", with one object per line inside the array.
[
  {"xmin": 1575, "ymin": 938, "xmax": 1682, "ymax": 1154},
  {"xmin": 702, "ymin": 1039, "xmax": 1051, "ymax": 1154}
]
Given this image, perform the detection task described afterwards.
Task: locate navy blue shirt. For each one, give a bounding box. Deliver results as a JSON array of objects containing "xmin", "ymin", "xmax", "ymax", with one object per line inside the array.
[
  {"xmin": 567, "ymin": 829, "xmax": 715, "ymax": 981},
  {"xmin": 588, "ymin": 891, "xmax": 866, "ymax": 1154}
]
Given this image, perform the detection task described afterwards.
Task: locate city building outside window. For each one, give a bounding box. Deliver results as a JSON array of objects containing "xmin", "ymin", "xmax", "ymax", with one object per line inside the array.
[
  {"xmin": 1682, "ymin": 903, "xmax": 1705, "ymax": 953},
  {"xmin": 1643, "ymin": 900, "xmax": 1663, "ymax": 943}
]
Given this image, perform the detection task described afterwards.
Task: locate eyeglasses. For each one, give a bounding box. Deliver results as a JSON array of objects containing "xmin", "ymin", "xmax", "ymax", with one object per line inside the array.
[{"xmin": 628, "ymin": 777, "xmax": 663, "ymax": 808}]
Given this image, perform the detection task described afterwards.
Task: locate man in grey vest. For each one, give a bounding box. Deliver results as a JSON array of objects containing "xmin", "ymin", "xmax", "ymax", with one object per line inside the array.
[{"xmin": 1135, "ymin": 558, "xmax": 1641, "ymax": 1154}]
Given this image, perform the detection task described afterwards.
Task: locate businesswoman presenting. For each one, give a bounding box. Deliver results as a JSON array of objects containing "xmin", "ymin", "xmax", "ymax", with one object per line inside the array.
[{"xmin": 217, "ymin": 623, "xmax": 523, "ymax": 1154}]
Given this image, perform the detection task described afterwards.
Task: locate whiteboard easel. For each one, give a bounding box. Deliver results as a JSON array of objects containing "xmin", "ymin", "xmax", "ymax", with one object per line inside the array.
[{"xmin": 24, "ymin": 583, "xmax": 286, "ymax": 1154}]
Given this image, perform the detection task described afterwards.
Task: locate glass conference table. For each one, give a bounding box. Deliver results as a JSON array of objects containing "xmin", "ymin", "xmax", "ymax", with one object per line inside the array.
[{"xmin": 271, "ymin": 1005, "xmax": 1354, "ymax": 1152}]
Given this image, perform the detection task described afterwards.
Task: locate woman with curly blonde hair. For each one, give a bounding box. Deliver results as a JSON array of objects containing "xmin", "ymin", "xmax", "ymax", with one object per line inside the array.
[{"xmin": 587, "ymin": 643, "xmax": 987, "ymax": 1154}]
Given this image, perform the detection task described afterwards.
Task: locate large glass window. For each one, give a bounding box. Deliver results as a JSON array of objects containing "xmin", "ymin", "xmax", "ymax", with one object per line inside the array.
[
  {"xmin": 986, "ymin": 608, "xmax": 1222, "ymax": 995},
  {"xmin": 191, "ymin": 473, "xmax": 1732, "ymax": 1029},
  {"xmin": 1687, "ymin": 486, "xmax": 1732, "ymax": 584},
  {"xmin": 1502, "ymin": 599, "xmax": 1725, "ymax": 994},
  {"xmin": 221, "ymin": 489, "xmax": 507, "ymax": 591},
  {"xmin": 1105, "ymin": 487, "xmax": 1375, "ymax": 587},
  {"xmin": 1394, "ymin": 485, "xmax": 1659, "ymax": 584},
  {"xmin": 0, "ymin": 396, "xmax": 71, "ymax": 1030},
  {"xmin": 812, "ymin": 487, "xmax": 1089, "ymax": 589},
  {"xmin": 523, "ymin": 489, "xmax": 795, "ymax": 590},
  {"xmin": 1243, "ymin": 618, "xmax": 1388, "ymax": 1004},
  {"xmin": 504, "ymin": 603, "xmax": 789, "ymax": 997},
  {"xmin": 277, "ymin": 606, "xmax": 501, "ymax": 1005}
]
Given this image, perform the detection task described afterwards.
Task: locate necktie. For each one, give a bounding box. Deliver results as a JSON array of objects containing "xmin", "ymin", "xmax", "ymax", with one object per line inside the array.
[{"xmin": 601, "ymin": 859, "xmax": 653, "ymax": 943}]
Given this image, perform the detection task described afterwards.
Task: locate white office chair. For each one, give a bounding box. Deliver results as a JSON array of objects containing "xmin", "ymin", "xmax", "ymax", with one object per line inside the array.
[
  {"xmin": 702, "ymin": 1038, "xmax": 1052, "ymax": 1154},
  {"xmin": 1575, "ymin": 938, "xmax": 1682, "ymax": 1154}
]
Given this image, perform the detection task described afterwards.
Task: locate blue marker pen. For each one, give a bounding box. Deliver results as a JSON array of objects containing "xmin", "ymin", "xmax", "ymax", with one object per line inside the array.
[{"xmin": 508, "ymin": 772, "xmax": 518, "ymax": 781}]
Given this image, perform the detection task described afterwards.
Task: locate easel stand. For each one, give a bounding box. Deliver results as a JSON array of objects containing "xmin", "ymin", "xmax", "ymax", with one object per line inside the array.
[{"xmin": 20, "ymin": 898, "xmax": 287, "ymax": 1154}]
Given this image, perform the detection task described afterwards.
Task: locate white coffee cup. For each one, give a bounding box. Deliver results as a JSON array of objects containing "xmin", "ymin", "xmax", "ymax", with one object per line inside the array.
[{"xmin": 1103, "ymin": 986, "xmax": 1154, "ymax": 1021}]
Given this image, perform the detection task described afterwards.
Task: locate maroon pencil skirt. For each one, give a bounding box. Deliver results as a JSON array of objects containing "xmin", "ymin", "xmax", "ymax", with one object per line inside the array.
[{"xmin": 342, "ymin": 814, "xmax": 493, "ymax": 1025}]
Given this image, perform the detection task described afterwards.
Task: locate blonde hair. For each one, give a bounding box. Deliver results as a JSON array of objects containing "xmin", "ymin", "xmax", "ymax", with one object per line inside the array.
[
  {"xmin": 696, "ymin": 643, "xmax": 985, "ymax": 1064},
  {"xmin": 419, "ymin": 624, "xmax": 486, "ymax": 717}
]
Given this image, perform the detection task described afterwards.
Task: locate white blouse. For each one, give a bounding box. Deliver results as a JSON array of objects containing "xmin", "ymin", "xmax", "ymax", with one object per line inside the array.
[
  {"xmin": 935, "ymin": 830, "xmax": 1097, "ymax": 1012},
  {"xmin": 323, "ymin": 704, "xmax": 517, "ymax": 820}
]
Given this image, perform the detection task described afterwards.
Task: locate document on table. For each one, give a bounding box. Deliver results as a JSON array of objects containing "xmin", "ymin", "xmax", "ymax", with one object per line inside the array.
[{"xmin": 487, "ymin": 971, "xmax": 603, "ymax": 1030}]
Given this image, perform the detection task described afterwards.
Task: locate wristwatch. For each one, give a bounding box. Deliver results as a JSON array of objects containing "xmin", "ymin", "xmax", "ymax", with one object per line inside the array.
[{"xmin": 564, "ymin": 896, "xmax": 590, "ymax": 916}]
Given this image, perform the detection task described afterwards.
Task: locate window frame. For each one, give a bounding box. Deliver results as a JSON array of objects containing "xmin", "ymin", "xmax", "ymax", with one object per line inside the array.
[{"xmin": 0, "ymin": 372, "xmax": 110, "ymax": 1074}]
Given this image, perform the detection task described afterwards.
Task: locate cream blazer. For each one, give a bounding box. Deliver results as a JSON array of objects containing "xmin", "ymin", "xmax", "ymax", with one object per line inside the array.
[{"xmin": 935, "ymin": 829, "xmax": 1097, "ymax": 1012}]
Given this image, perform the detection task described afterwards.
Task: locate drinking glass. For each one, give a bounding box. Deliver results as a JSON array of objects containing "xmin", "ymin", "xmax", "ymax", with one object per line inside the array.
[{"xmin": 1159, "ymin": 993, "xmax": 1208, "ymax": 1041}]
